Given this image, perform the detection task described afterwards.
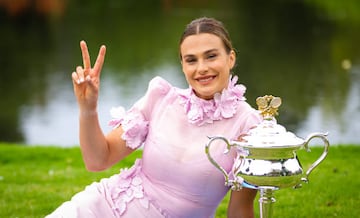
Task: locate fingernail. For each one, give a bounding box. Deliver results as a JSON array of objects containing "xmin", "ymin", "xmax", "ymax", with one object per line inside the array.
[{"xmin": 86, "ymin": 75, "xmax": 91, "ymax": 81}]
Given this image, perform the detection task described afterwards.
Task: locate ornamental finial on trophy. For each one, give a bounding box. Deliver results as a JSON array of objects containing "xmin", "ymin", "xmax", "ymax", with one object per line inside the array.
[{"xmin": 256, "ymin": 95, "xmax": 282, "ymax": 120}]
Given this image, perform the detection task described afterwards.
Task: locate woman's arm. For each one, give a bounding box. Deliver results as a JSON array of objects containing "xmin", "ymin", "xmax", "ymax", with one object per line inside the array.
[
  {"xmin": 78, "ymin": 112, "xmax": 134, "ymax": 171},
  {"xmin": 72, "ymin": 41, "xmax": 134, "ymax": 171},
  {"xmin": 227, "ymin": 187, "xmax": 257, "ymax": 218},
  {"xmin": 227, "ymin": 110, "xmax": 261, "ymax": 217}
]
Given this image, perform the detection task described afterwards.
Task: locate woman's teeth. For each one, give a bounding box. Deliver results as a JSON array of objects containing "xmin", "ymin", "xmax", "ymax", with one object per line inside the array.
[{"xmin": 198, "ymin": 76, "xmax": 214, "ymax": 82}]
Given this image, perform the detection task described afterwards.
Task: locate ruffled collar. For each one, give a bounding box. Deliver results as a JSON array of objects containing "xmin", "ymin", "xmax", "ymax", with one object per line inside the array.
[{"xmin": 178, "ymin": 75, "xmax": 246, "ymax": 126}]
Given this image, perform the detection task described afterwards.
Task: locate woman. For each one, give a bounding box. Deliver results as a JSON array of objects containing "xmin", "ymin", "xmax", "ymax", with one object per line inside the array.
[{"xmin": 47, "ymin": 17, "xmax": 261, "ymax": 218}]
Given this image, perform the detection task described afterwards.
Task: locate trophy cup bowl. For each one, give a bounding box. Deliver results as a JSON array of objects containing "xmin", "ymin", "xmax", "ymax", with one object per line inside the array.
[{"xmin": 205, "ymin": 95, "xmax": 330, "ymax": 218}]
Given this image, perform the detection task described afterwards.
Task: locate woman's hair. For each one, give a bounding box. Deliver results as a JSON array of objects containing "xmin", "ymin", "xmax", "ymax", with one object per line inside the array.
[{"xmin": 179, "ymin": 17, "xmax": 234, "ymax": 59}]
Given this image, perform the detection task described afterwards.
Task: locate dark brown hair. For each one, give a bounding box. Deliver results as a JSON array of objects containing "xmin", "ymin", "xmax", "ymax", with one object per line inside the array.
[{"xmin": 179, "ymin": 17, "xmax": 234, "ymax": 59}]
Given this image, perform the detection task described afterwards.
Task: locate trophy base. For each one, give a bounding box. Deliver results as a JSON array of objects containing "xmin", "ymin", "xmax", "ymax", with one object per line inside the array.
[{"xmin": 241, "ymin": 174, "xmax": 302, "ymax": 189}]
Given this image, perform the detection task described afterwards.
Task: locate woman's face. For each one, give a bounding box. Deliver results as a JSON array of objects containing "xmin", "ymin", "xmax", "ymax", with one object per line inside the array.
[{"xmin": 180, "ymin": 33, "xmax": 235, "ymax": 100}]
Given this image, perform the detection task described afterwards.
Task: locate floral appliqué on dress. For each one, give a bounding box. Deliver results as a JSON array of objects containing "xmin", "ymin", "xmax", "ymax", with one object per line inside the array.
[
  {"xmin": 179, "ymin": 75, "xmax": 246, "ymax": 126},
  {"xmin": 110, "ymin": 159, "xmax": 150, "ymax": 216}
]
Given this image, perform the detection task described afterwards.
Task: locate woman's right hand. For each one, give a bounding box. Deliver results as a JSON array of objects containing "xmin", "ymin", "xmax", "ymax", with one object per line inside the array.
[{"xmin": 72, "ymin": 40, "xmax": 106, "ymax": 114}]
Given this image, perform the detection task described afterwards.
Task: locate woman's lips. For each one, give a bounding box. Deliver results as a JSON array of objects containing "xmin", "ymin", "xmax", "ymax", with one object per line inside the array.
[{"xmin": 196, "ymin": 75, "xmax": 216, "ymax": 84}]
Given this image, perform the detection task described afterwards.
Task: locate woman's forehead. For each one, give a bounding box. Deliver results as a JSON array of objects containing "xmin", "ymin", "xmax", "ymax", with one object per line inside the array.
[{"xmin": 180, "ymin": 33, "xmax": 224, "ymax": 56}]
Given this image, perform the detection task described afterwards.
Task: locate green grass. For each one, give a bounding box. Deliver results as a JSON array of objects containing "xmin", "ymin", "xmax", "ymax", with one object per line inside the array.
[{"xmin": 1, "ymin": 143, "xmax": 359, "ymax": 218}]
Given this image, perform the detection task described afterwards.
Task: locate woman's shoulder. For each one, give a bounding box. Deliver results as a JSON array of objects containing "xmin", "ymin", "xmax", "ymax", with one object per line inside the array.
[
  {"xmin": 137, "ymin": 76, "xmax": 181, "ymax": 114},
  {"xmin": 146, "ymin": 76, "xmax": 174, "ymax": 96}
]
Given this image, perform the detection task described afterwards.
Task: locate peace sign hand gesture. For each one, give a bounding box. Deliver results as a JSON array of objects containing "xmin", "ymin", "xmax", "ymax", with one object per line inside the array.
[{"xmin": 72, "ymin": 40, "xmax": 106, "ymax": 114}]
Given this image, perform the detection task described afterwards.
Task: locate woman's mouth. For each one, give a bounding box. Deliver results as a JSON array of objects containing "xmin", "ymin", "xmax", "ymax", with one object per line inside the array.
[{"xmin": 196, "ymin": 76, "xmax": 216, "ymax": 84}]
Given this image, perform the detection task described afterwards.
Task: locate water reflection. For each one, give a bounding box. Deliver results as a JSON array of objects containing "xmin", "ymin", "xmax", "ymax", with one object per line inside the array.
[{"xmin": 1, "ymin": 0, "xmax": 359, "ymax": 146}]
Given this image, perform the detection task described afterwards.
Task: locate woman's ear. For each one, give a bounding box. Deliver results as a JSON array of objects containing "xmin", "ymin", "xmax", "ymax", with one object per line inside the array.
[{"xmin": 229, "ymin": 50, "xmax": 236, "ymax": 69}]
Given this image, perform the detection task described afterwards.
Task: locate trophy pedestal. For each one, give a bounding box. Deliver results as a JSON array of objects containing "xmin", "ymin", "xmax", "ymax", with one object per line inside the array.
[{"xmin": 258, "ymin": 187, "xmax": 277, "ymax": 218}]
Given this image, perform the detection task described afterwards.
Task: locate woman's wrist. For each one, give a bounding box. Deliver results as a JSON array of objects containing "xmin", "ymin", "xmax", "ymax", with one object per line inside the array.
[{"xmin": 79, "ymin": 109, "xmax": 98, "ymax": 117}]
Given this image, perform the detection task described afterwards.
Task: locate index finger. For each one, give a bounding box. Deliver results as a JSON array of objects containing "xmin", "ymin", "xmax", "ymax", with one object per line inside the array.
[
  {"xmin": 92, "ymin": 45, "xmax": 106, "ymax": 78},
  {"xmin": 80, "ymin": 40, "xmax": 91, "ymax": 70}
]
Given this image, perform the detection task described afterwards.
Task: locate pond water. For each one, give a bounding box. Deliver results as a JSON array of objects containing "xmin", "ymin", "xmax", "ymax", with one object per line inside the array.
[{"xmin": 1, "ymin": 1, "xmax": 359, "ymax": 146}]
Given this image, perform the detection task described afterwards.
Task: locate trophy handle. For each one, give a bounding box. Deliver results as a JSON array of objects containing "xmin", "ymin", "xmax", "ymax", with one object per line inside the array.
[
  {"xmin": 301, "ymin": 132, "xmax": 330, "ymax": 183},
  {"xmin": 205, "ymin": 136, "xmax": 232, "ymax": 183}
]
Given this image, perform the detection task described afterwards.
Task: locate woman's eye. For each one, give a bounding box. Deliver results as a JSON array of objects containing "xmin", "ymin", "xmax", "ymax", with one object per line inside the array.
[
  {"xmin": 207, "ymin": 54, "xmax": 217, "ymax": 59},
  {"xmin": 185, "ymin": 58, "xmax": 196, "ymax": 63}
]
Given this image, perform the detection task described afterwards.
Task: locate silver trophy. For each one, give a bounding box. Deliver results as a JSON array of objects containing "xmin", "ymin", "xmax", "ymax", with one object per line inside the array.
[{"xmin": 205, "ymin": 95, "xmax": 330, "ymax": 218}]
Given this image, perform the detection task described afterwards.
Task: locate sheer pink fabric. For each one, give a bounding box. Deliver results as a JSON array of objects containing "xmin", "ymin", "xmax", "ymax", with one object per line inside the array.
[{"xmin": 47, "ymin": 76, "xmax": 261, "ymax": 218}]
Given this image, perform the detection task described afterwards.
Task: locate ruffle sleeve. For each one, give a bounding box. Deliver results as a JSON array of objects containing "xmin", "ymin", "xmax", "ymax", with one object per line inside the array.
[{"xmin": 108, "ymin": 76, "xmax": 172, "ymax": 149}]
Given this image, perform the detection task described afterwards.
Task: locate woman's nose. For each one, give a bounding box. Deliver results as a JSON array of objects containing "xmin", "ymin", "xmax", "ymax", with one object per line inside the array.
[{"xmin": 197, "ymin": 60, "xmax": 208, "ymax": 74}]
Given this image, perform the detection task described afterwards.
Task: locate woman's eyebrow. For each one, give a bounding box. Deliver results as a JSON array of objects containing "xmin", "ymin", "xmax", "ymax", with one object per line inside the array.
[
  {"xmin": 183, "ymin": 54, "xmax": 196, "ymax": 59},
  {"xmin": 183, "ymin": 49, "xmax": 219, "ymax": 58},
  {"xmin": 204, "ymin": 48, "xmax": 219, "ymax": 54}
]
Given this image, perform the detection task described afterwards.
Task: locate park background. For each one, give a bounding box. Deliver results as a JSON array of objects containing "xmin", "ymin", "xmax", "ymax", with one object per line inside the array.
[{"xmin": 0, "ymin": 0, "xmax": 359, "ymax": 217}]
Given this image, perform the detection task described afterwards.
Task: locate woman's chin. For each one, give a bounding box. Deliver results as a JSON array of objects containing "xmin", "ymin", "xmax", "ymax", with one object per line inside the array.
[{"xmin": 194, "ymin": 90, "xmax": 215, "ymax": 100}]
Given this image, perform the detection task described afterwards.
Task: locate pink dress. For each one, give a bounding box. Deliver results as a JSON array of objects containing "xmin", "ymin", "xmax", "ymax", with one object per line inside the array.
[{"xmin": 47, "ymin": 76, "xmax": 261, "ymax": 218}]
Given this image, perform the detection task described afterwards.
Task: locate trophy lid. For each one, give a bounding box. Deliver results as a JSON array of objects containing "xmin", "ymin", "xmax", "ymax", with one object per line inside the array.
[{"xmin": 242, "ymin": 95, "xmax": 304, "ymax": 147}]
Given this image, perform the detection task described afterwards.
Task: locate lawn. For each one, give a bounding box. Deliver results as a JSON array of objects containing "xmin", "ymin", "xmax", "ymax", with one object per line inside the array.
[{"xmin": 0, "ymin": 143, "xmax": 359, "ymax": 217}]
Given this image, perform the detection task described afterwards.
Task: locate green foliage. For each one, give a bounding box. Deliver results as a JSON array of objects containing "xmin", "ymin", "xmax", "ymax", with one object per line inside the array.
[
  {"xmin": 0, "ymin": 144, "xmax": 141, "ymax": 218},
  {"xmin": 305, "ymin": 0, "xmax": 360, "ymax": 23},
  {"xmin": 0, "ymin": 144, "xmax": 359, "ymax": 217}
]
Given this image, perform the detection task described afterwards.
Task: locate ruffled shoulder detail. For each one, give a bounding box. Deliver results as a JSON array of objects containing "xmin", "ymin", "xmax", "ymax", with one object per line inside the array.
[
  {"xmin": 178, "ymin": 75, "xmax": 246, "ymax": 126},
  {"xmin": 148, "ymin": 76, "xmax": 172, "ymax": 95},
  {"xmin": 108, "ymin": 106, "xmax": 149, "ymax": 149},
  {"xmin": 108, "ymin": 76, "xmax": 172, "ymax": 149}
]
